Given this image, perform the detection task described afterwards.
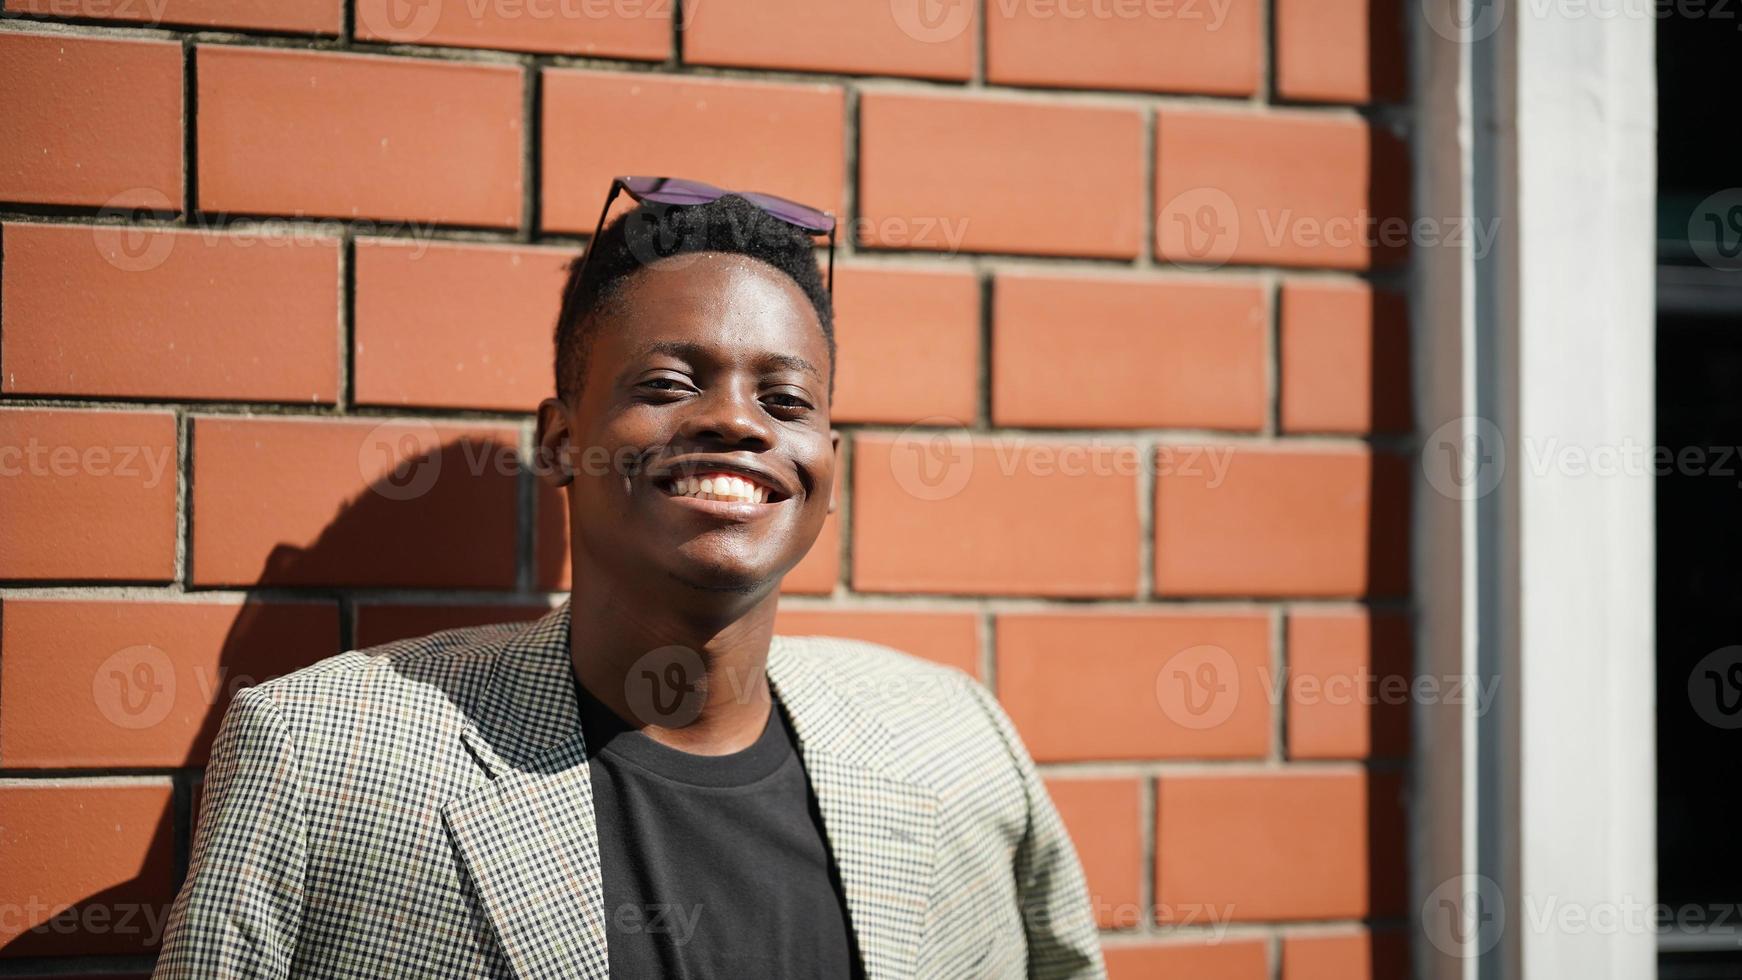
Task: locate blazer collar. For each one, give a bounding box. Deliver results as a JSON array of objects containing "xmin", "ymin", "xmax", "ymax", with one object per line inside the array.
[{"xmin": 443, "ymin": 601, "xmax": 940, "ymax": 980}]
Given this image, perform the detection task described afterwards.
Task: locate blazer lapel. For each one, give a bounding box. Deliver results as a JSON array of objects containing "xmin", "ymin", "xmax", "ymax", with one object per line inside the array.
[
  {"xmin": 768, "ymin": 638, "xmax": 941, "ymax": 980},
  {"xmin": 442, "ymin": 602, "xmax": 611, "ymax": 980}
]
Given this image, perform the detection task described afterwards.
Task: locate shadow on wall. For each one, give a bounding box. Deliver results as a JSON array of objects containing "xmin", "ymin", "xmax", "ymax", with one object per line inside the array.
[{"xmin": 0, "ymin": 441, "xmax": 552, "ymax": 969}]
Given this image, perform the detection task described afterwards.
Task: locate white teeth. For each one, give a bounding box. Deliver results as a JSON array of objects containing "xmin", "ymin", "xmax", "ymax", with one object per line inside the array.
[{"xmin": 666, "ymin": 472, "xmax": 772, "ymax": 505}]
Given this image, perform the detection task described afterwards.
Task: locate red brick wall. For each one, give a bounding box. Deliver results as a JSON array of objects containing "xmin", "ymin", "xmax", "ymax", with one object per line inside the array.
[{"xmin": 0, "ymin": 2, "xmax": 1414, "ymax": 976}]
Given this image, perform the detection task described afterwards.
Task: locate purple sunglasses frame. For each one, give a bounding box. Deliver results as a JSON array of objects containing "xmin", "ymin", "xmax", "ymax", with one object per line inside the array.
[{"xmin": 580, "ymin": 175, "xmax": 838, "ymax": 292}]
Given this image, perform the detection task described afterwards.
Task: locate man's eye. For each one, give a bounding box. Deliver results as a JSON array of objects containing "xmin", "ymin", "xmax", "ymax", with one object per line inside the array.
[
  {"xmin": 640, "ymin": 378, "xmax": 689, "ymax": 393},
  {"xmin": 764, "ymin": 392, "xmax": 812, "ymax": 412}
]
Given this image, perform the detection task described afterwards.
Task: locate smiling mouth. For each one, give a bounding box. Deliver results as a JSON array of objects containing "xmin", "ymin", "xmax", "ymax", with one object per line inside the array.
[{"xmin": 657, "ymin": 471, "xmax": 788, "ymax": 506}]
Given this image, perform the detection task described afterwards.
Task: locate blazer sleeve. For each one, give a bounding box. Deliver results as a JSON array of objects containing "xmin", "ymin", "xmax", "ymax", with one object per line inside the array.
[
  {"xmin": 153, "ymin": 685, "xmax": 308, "ymax": 979},
  {"xmin": 964, "ymin": 679, "xmax": 1108, "ymax": 980}
]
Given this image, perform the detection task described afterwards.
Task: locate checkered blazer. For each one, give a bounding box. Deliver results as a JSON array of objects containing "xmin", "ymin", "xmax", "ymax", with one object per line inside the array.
[{"xmin": 153, "ymin": 600, "xmax": 1106, "ymax": 979}]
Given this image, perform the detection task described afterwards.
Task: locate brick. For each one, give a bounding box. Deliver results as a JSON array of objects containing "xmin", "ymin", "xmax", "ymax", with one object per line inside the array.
[
  {"xmin": 0, "ymin": 32, "xmax": 181, "ymax": 209},
  {"xmin": 860, "ymin": 92, "xmax": 1144, "ymax": 259},
  {"xmin": 1280, "ymin": 280, "xmax": 1410, "ymax": 434},
  {"xmin": 0, "ymin": 409, "xmax": 177, "ymax": 582},
  {"xmin": 1156, "ymin": 769, "xmax": 1397, "ymax": 920},
  {"xmin": 0, "ymin": 598, "xmax": 340, "ymax": 768},
  {"xmin": 354, "ymin": 238, "xmax": 576, "ymax": 412},
  {"xmin": 541, "ymin": 71, "xmax": 843, "ymax": 234},
  {"xmin": 997, "ymin": 612, "xmax": 1271, "ymax": 761},
  {"xmin": 0, "ymin": 781, "xmax": 176, "ymax": 956},
  {"xmin": 1045, "ymin": 778, "xmax": 1142, "ymax": 929},
  {"xmin": 535, "ymin": 486, "xmax": 840, "ymax": 594},
  {"xmin": 1287, "ymin": 609, "xmax": 1412, "ymax": 760},
  {"xmin": 190, "ymin": 416, "xmax": 519, "ymax": 589},
  {"xmin": 1104, "ymin": 939, "xmax": 1268, "ymax": 980},
  {"xmin": 684, "ymin": 0, "xmax": 972, "ymax": 80},
  {"xmin": 853, "ymin": 434, "xmax": 1139, "ymax": 597},
  {"xmin": 773, "ymin": 608, "xmax": 980, "ymax": 676},
  {"xmin": 832, "ymin": 266, "xmax": 980, "ymax": 425},
  {"xmin": 1153, "ymin": 446, "xmax": 1410, "ymax": 598},
  {"xmin": 353, "ymin": 601, "xmax": 550, "ymax": 649},
  {"xmin": 197, "ymin": 47, "xmax": 522, "ymax": 227},
  {"xmin": 355, "ymin": 0, "xmax": 667, "ymax": 57},
  {"xmin": 992, "ymin": 273, "xmax": 1266, "ymax": 429},
  {"xmin": 6, "ymin": 0, "xmax": 340, "ymax": 32},
  {"xmin": 1281, "ymin": 929, "xmax": 1410, "ymax": 980},
  {"xmin": 987, "ymin": 0, "xmax": 1259, "ymax": 95},
  {"xmin": 1156, "ymin": 111, "xmax": 1409, "ymax": 270},
  {"xmin": 2, "ymin": 222, "xmax": 340, "ymax": 403},
  {"xmin": 1275, "ymin": 0, "xmax": 1407, "ymax": 104}
]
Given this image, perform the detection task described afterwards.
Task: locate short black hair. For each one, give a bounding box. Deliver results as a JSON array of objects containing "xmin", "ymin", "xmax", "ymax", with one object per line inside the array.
[{"xmin": 552, "ymin": 194, "xmax": 834, "ymax": 403}]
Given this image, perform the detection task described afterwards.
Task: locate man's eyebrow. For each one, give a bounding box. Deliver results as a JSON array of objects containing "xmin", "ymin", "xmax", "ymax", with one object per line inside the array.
[
  {"xmin": 761, "ymin": 352, "xmax": 824, "ymax": 381},
  {"xmin": 627, "ymin": 341, "xmax": 823, "ymax": 382}
]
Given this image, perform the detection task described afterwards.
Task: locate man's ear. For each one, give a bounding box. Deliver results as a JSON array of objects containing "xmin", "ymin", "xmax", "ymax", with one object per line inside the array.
[
  {"xmin": 826, "ymin": 428, "xmax": 841, "ymax": 515},
  {"xmin": 534, "ymin": 397, "xmax": 575, "ymax": 487}
]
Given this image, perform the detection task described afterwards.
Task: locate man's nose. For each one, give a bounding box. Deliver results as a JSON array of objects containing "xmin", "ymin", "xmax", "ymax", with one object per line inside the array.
[{"xmin": 676, "ymin": 383, "xmax": 774, "ymax": 448}]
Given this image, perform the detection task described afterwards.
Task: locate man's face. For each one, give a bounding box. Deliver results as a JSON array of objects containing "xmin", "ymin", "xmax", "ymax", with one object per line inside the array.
[{"xmin": 540, "ymin": 251, "xmax": 837, "ymax": 595}]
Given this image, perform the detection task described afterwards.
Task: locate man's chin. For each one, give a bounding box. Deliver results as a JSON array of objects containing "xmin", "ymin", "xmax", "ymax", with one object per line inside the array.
[{"xmin": 661, "ymin": 556, "xmax": 782, "ymax": 596}]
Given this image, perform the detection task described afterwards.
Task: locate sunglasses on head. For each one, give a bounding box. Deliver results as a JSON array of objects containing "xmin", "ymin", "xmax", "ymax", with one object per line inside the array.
[{"xmin": 580, "ymin": 176, "xmax": 838, "ymax": 292}]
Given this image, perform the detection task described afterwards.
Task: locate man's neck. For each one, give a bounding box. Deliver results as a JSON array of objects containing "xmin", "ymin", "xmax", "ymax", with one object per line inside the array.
[{"xmin": 565, "ymin": 562, "xmax": 779, "ymax": 756}]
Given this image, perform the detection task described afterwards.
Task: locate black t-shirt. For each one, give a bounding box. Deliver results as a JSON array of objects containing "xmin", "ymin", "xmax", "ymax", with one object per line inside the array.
[{"xmin": 573, "ymin": 677, "xmax": 864, "ymax": 980}]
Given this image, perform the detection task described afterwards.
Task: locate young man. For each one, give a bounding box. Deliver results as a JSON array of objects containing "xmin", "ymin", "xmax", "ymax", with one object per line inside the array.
[{"xmin": 154, "ymin": 182, "xmax": 1104, "ymax": 979}]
